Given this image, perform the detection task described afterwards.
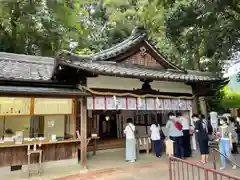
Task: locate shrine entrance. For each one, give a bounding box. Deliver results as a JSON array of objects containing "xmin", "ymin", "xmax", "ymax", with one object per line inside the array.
[{"xmin": 99, "ymin": 113, "xmax": 118, "ymax": 139}]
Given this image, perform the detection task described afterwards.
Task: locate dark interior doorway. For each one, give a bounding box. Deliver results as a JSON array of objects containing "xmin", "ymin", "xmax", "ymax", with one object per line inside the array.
[{"xmin": 99, "ymin": 114, "xmax": 117, "ymax": 139}]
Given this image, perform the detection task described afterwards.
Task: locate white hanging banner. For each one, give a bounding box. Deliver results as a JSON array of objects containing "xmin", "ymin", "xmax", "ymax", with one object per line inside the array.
[
  {"xmin": 118, "ymin": 97, "xmax": 127, "ymax": 110},
  {"xmin": 179, "ymin": 100, "xmax": 187, "ymax": 110},
  {"xmin": 139, "ymin": 98, "xmax": 146, "ymax": 110},
  {"xmin": 156, "ymin": 98, "xmax": 164, "ymax": 110},
  {"xmin": 163, "ymin": 99, "xmax": 172, "ymax": 110},
  {"xmin": 186, "ymin": 100, "xmax": 192, "ymax": 110},
  {"xmin": 171, "ymin": 99, "xmax": 179, "ymax": 110},
  {"xmin": 94, "ymin": 96, "xmax": 105, "ymax": 110},
  {"xmin": 106, "ymin": 96, "xmax": 115, "ymax": 110},
  {"xmin": 146, "ymin": 98, "xmax": 155, "ymax": 110},
  {"xmin": 86, "ymin": 95, "xmax": 192, "ymax": 110},
  {"xmin": 127, "ymin": 97, "xmax": 137, "ymax": 110},
  {"xmin": 87, "ymin": 97, "xmax": 93, "ymax": 110}
]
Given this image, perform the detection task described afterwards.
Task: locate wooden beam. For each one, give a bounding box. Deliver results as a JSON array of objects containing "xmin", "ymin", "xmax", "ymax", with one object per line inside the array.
[{"xmin": 80, "ymin": 96, "xmax": 87, "ymax": 169}]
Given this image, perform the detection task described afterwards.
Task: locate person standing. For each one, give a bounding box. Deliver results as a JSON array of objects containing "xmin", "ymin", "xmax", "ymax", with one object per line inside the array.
[
  {"xmin": 195, "ymin": 114, "xmax": 209, "ymax": 164},
  {"xmin": 150, "ymin": 118, "xmax": 161, "ymax": 158},
  {"xmin": 229, "ymin": 117, "xmax": 239, "ymax": 154},
  {"xmin": 166, "ymin": 112, "xmax": 184, "ymax": 159},
  {"xmin": 124, "ymin": 118, "xmax": 136, "ymax": 162},
  {"xmin": 177, "ymin": 112, "xmax": 191, "ymax": 158},
  {"xmin": 217, "ymin": 118, "xmax": 237, "ymax": 169},
  {"xmin": 191, "ymin": 114, "xmax": 199, "ymax": 151}
]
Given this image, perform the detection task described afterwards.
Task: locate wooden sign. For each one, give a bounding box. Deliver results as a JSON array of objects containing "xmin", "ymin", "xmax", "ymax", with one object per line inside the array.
[
  {"xmin": 0, "ymin": 97, "xmax": 31, "ymax": 115},
  {"xmin": 34, "ymin": 98, "xmax": 72, "ymax": 115}
]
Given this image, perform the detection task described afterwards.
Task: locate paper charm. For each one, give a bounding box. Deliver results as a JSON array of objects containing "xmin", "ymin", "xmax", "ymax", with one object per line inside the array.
[
  {"xmin": 178, "ymin": 99, "xmax": 182, "ymax": 108},
  {"xmin": 112, "ymin": 95, "xmax": 119, "ymax": 109},
  {"xmin": 137, "ymin": 97, "xmax": 142, "ymax": 109}
]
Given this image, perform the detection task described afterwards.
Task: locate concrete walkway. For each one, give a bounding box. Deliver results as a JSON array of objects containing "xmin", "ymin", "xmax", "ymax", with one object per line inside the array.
[{"xmin": 2, "ymin": 149, "xmax": 240, "ymax": 180}]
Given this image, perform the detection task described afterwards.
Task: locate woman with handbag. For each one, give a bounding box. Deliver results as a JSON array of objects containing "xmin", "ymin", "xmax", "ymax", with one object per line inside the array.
[
  {"xmin": 124, "ymin": 118, "xmax": 136, "ymax": 162},
  {"xmin": 150, "ymin": 118, "xmax": 162, "ymax": 158}
]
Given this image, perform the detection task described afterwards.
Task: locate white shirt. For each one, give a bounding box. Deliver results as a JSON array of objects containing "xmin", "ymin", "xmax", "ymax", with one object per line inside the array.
[
  {"xmin": 179, "ymin": 116, "xmax": 190, "ymax": 130},
  {"xmin": 150, "ymin": 124, "xmax": 161, "ymax": 140},
  {"xmin": 124, "ymin": 123, "xmax": 135, "ymax": 139}
]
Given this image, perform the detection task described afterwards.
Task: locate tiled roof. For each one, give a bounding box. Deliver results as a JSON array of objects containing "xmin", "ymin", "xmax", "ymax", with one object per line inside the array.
[
  {"xmin": 58, "ymin": 27, "xmax": 183, "ymax": 71},
  {"xmin": 0, "ymin": 52, "xmax": 55, "ymax": 81},
  {"xmin": 0, "ymin": 85, "xmax": 88, "ymax": 96},
  {"xmin": 60, "ymin": 59, "xmax": 222, "ymax": 82}
]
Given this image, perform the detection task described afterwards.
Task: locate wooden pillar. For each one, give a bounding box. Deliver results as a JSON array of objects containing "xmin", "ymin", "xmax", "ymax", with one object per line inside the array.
[
  {"xmin": 199, "ymin": 96, "xmax": 208, "ymax": 118},
  {"xmin": 80, "ymin": 96, "xmax": 87, "ymax": 169},
  {"xmin": 72, "ymin": 98, "xmax": 77, "ymax": 138},
  {"xmin": 192, "ymin": 95, "xmax": 198, "ymax": 114}
]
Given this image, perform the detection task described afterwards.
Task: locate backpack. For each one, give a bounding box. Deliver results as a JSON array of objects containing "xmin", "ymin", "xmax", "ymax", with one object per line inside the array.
[{"xmin": 175, "ymin": 121, "xmax": 183, "ymax": 131}]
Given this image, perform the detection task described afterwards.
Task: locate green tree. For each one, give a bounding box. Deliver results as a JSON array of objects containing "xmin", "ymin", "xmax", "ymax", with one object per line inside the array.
[
  {"xmin": 0, "ymin": 0, "xmax": 91, "ymax": 56},
  {"xmin": 164, "ymin": 0, "xmax": 240, "ymax": 72},
  {"xmin": 86, "ymin": 0, "xmax": 183, "ymax": 65}
]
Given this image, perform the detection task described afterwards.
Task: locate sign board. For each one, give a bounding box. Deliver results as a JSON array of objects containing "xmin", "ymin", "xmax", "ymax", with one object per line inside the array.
[
  {"xmin": 34, "ymin": 98, "xmax": 72, "ymax": 115},
  {"xmin": 0, "ymin": 97, "xmax": 31, "ymax": 115}
]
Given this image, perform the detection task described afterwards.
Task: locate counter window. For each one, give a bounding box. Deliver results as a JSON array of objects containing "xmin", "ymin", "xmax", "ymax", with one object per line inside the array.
[{"xmin": 0, "ymin": 115, "xmax": 75, "ymax": 141}]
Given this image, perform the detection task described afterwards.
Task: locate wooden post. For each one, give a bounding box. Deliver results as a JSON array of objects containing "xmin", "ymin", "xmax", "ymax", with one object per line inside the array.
[
  {"xmin": 72, "ymin": 98, "xmax": 77, "ymax": 138},
  {"xmin": 80, "ymin": 96, "xmax": 87, "ymax": 169},
  {"xmin": 192, "ymin": 95, "xmax": 198, "ymax": 114},
  {"xmin": 199, "ymin": 96, "xmax": 207, "ymax": 117},
  {"xmin": 30, "ymin": 97, "xmax": 35, "ymax": 115}
]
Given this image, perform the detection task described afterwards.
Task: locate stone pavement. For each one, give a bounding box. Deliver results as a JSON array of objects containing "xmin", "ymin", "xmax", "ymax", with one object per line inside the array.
[
  {"xmin": 55, "ymin": 151, "xmax": 240, "ymax": 180},
  {"xmin": 2, "ymin": 149, "xmax": 240, "ymax": 180},
  {"xmin": 56, "ymin": 161, "xmax": 169, "ymax": 180}
]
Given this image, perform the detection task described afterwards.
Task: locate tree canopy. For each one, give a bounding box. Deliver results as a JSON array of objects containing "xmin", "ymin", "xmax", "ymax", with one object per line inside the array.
[
  {"xmin": 1, "ymin": 0, "xmax": 239, "ymax": 71},
  {"xmin": 0, "ymin": 0, "xmax": 91, "ymax": 56}
]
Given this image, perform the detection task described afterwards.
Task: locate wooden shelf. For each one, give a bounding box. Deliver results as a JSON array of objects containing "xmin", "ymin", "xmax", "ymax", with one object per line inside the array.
[{"xmin": 0, "ymin": 139, "xmax": 80, "ymax": 148}]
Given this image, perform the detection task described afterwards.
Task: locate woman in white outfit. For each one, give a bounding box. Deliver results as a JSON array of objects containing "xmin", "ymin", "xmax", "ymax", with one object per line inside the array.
[
  {"xmin": 191, "ymin": 114, "xmax": 199, "ymax": 151},
  {"xmin": 150, "ymin": 118, "xmax": 161, "ymax": 158},
  {"xmin": 124, "ymin": 118, "xmax": 136, "ymax": 162}
]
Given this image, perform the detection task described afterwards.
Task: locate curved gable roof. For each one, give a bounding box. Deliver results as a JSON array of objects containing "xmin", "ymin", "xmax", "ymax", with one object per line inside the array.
[{"xmin": 59, "ymin": 27, "xmax": 185, "ymax": 71}]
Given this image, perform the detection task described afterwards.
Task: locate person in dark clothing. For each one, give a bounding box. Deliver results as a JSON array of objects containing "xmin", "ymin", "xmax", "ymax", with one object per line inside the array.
[
  {"xmin": 206, "ymin": 117, "xmax": 213, "ymax": 141},
  {"xmin": 195, "ymin": 114, "xmax": 209, "ymax": 164},
  {"xmin": 235, "ymin": 120, "xmax": 240, "ymax": 145},
  {"xmin": 229, "ymin": 117, "xmax": 239, "ymax": 154},
  {"xmin": 176, "ymin": 112, "xmax": 191, "ymax": 158}
]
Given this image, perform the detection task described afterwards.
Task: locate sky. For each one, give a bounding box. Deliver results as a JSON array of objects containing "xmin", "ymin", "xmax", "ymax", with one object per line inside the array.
[{"xmin": 226, "ymin": 61, "xmax": 240, "ymax": 77}]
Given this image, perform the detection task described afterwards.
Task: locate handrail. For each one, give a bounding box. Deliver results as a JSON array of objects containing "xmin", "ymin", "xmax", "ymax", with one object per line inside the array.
[
  {"xmin": 169, "ymin": 156, "xmax": 240, "ymax": 180},
  {"xmin": 213, "ymin": 148, "xmax": 240, "ymax": 168}
]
